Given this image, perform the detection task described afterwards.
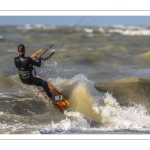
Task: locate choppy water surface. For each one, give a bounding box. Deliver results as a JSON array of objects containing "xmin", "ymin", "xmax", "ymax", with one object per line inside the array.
[{"xmin": 1, "ymin": 23, "xmax": 150, "ymax": 135}]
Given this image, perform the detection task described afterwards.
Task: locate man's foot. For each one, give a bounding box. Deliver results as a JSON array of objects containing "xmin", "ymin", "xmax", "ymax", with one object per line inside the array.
[{"xmin": 54, "ymin": 95, "xmax": 63, "ymax": 102}]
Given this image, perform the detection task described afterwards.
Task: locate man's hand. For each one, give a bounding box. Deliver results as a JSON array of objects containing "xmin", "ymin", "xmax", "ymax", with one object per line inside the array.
[
  {"xmin": 30, "ymin": 53, "xmax": 38, "ymax": 60},
  {"xmin": 31, "ymin": 53, "xmax": 43, "ymax": 60},
  {"xmin": 38, "ymin": 56, "xmax": 43, "ymax": 60}
]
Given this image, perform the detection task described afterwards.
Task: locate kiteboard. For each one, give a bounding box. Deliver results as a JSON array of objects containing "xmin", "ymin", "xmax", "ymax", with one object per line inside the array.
[{"xmin": 36, "ymin": 75, "xmax": 70, "ymax": 113}]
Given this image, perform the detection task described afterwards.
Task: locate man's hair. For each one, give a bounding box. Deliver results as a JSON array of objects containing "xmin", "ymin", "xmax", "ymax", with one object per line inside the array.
[{"xmin": 18, "ymin": 44, "xmax": 25, "ymax": 53}]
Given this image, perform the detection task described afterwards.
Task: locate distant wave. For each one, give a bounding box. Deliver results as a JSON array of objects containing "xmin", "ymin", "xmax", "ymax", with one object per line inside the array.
[
  {"xmin": 16, "ymin": 24, "xmax": 57, "ymax": 30},
  {"xmin": 2, "ymin": 24, "xmax": 150, "ymax": 36},
  {"xmin": 109, "ymin": 28, "xmax": 150, "ymax": 36}
]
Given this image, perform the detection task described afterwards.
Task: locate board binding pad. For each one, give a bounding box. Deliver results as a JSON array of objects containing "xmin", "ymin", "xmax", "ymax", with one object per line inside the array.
[{"xmin": 36, "ymin": 76, "xmax": 70, "ymax": 113}]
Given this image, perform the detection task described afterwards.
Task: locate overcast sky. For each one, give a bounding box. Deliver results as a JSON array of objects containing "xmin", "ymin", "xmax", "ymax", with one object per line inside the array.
[{"xmin": 0, "ymin": 16, "xmax": 150, "ymax": 26}]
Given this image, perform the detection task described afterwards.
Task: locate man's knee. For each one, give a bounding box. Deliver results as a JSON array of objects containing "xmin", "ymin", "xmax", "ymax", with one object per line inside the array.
[{"xmin": 42, "ymin": 80, "xmax": 48, "ymax": 87}]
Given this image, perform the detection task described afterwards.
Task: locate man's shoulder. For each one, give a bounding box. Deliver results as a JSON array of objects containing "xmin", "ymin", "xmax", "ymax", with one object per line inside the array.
[
  {"xmin": 26, "ymin": 56, "xmax": 31, "ymax": 59},
  {"xmin": 14, "ymin": 56, "xmax": 18, "ymax": 60},
  {"xmin": 24, "ymin": 56, "xmax": 32, "ymax": 60}
]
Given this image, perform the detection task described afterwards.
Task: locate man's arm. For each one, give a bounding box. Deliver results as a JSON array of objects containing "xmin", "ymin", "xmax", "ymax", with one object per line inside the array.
[
  {"xmin": 29, "ymin": 57, "xmax": 41, "ymax": 67},
  {"xmin": 30, "ymin": 53, "xmax": 42, "ymax": 67},
  {"xmin": 30, "ymin": 53, "xmax": 43, "ymax": 67}
]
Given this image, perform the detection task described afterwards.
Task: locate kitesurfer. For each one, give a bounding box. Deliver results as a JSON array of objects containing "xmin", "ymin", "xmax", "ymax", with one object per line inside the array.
[{"xmin": 14, "ymin": 44, "xmax": 62, "ymax": 102}]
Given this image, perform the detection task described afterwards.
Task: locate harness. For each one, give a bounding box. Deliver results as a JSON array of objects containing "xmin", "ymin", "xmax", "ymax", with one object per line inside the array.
[
  {"xmin": 18, "ymin": 68, "xmax": 36, "ymax": 79},
  {"xmin": 18, "ymin": 68, "xmax": 30, "ymax": 79}
]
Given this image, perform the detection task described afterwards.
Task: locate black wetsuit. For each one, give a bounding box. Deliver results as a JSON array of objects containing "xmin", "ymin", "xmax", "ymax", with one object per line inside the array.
[{"xmin": 14, "ymin": 54, "xmax": 52, "ymax": 98}]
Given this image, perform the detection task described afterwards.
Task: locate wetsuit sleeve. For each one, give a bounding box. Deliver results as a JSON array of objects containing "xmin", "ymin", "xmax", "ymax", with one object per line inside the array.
[{"xmin": 29, "ymin": 57, "xmax": 41, "ymax": 67}]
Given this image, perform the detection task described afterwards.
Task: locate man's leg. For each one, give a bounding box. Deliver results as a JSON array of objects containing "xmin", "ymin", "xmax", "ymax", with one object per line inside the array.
[
  {"xmin": 32, "ymin": 77, "xmax": 52, "ymax": 99},
  {"xmin": 31, "ymin": 77, "xmax": 63, "ymax": 102}
]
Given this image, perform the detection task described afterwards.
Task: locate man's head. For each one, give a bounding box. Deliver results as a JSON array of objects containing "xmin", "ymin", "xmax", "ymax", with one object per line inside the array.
[{"xmin": 18, "ymin": 44, "xmax": 25, "ymax": 54}]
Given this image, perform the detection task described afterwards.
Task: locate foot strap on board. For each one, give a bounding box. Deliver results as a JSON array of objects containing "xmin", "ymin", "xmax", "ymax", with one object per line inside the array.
[{"xmin": 54, "ymin": 95, "xmax": 63, "ymax": 102}]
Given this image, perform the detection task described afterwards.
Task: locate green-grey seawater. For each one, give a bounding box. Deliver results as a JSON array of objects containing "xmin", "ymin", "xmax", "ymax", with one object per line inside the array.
[{"xmin": 0, "ymin": 25, "xmax": 150, "ymax": 134}]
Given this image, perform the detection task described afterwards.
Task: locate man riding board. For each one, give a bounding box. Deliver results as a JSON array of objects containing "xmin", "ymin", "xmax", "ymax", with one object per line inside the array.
[{"xmin": 14, "ymin": 44, "xmax": 62, "ymax": 102}]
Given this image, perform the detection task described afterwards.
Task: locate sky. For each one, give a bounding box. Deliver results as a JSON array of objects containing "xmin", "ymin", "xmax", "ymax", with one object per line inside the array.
[{"xmin": 1, "ymin": 16, "xmax": 150, "ymax": 26}]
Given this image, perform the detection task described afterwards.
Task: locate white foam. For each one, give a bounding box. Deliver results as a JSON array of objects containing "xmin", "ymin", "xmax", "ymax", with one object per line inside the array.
[
  {"xmin": 40, "ymin": 112, "xmax": 90, "ymax": 133},
  {"xmin": 97, "ymin": 26, "xmax": 150, "ymax": 36},
  {"xmin": 84, "ymin": 28, "xmax": 93, "ymax": 33},
  {"xmin": 109, "ymin": 27, "xmax": 150, "ymax": 36},
  {"xmin": 16, "ymin": 24, "xmax": 57, "ymax": 30},
  {"xmin": 93, "ymin": 92, "xmax": 150, "ymax": 131},
  {"xmin": 98, "ymin": 27, "xmax": 105, "ymax": 33},
  {"xmin": 72, "ymin": 73, "xmax": 90, "ymax": 82},
  {"xmin": 0, "ymin": 35, "xmax": 3, "ymax": 39}
]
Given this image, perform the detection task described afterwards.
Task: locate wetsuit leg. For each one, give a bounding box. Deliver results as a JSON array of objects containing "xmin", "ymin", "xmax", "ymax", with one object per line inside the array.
[{"xmin": 31, "ymin": 77, "xmax": 52, "ymax": 98}]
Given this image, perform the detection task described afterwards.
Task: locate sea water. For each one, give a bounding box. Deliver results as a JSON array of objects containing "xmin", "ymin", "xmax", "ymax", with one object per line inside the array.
[{"xmin": 0, "ymin": 23, "xmax": 150, "ymax": 136}]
